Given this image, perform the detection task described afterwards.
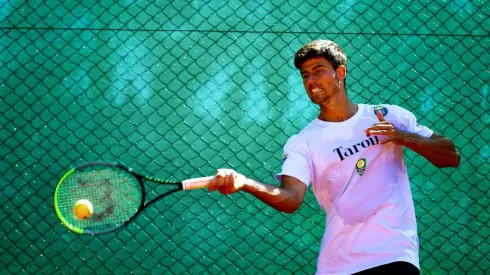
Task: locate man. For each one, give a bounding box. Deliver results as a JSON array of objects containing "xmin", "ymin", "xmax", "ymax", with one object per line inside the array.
[{"xmin": 208, "ymin": 40, "xmax": 460, "ymax": 274}]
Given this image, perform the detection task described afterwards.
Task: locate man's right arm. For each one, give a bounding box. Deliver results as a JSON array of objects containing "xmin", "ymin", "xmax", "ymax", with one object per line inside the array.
[
  {"xmin": 243, "ymin": 175, "xmax": 308, "ymax": 213},
  {"xmin": 208, "ymin": 169, "xmax": 308, "ymax": 214}
]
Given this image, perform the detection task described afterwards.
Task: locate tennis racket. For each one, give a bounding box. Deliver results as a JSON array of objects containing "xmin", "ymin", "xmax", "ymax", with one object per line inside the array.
[{"xmin": 53, "ymin": 161, "xmax": 213, "ymax": 235}]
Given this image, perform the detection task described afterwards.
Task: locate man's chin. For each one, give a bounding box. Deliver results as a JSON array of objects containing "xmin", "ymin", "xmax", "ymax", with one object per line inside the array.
[{"xmin": 309, "ymin": 95, "xmax": 328, "ymax": 105}]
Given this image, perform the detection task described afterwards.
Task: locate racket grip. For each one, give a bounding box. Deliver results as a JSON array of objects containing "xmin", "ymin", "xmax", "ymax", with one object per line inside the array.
[{"xmin": 182, "ymin": 176, "xmax": 214, "ymax": 190}]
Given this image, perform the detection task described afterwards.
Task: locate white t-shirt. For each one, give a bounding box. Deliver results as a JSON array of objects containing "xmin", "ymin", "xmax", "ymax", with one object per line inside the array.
[{"xmin": 275, "ymin": 104, "xmax": 433, "ymax": 275}]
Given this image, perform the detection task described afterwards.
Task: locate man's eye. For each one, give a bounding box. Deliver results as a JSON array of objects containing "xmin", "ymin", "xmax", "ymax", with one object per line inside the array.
[{"xmin": 315, "ymin": 69, "xmax": 324, "ymax": 75}]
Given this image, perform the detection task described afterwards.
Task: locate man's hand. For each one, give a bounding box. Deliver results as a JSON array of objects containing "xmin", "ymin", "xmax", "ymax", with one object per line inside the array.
[
  {"xmin": 365, "ymin": 111, "xmax": 405, "ymax": 145},
  {"xmin": 208, "ymin": 168, "xmax": 248, "ymax": 194},
  {"xmin": 208, "ymin": 170, "xmax": 308, "ymax": 213}
]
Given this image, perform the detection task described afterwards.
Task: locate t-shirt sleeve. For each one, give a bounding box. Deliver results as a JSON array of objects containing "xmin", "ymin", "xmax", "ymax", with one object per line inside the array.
[
  {"xmin": 274, "ymin": 135, "xmax": 311, "ymax": 186},
  {"xmin": 390, "ymin": 105, "xmax": 434, "ymax": 138}
]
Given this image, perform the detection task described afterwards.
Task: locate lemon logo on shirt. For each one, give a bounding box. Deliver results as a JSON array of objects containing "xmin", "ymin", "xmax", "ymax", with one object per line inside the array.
[{"xmin": 356, "ymin": 158, "xmax": 366, "ymax": 176}]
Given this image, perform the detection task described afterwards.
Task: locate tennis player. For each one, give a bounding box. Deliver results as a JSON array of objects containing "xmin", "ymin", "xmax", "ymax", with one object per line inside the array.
[{"xmin": 209, "ymin": 40, "xmax": 460, "ymax": 274}]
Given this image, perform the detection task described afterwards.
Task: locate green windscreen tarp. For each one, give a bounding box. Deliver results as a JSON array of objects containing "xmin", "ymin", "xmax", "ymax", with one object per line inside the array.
[{"xmin": 1, "ymin": 1, "xmax": 489, "ymax": 274}]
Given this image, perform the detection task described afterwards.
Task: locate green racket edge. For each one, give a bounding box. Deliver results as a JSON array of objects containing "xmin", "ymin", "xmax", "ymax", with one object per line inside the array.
[
  {"xmin": 53, "ymin": 167, "xmax": 85, "ymax": 235},
  {"xmin": 53, "ymin": 162, "xmax": 212, "ymax": 234}
]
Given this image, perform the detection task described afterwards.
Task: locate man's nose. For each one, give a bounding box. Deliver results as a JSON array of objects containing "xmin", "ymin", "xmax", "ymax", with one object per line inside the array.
[{"xmin": 305, "ymin": 75, "xmax": 318, "ymax": 85}]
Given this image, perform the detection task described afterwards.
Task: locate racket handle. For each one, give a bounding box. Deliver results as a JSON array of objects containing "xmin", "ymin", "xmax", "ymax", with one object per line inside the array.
[{"xmin": 182, "ymin": 176, "xmax": 214, "ymax": 190}]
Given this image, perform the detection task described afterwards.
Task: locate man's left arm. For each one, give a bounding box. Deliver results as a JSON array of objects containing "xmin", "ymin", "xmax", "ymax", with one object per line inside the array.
[
  {"xmin": 366, "ymin": 111, "xmax": 461, "ymax": 168},
  {"xmin": 394, "ymin": 132, "xmax": 460, "ymax": 168}
]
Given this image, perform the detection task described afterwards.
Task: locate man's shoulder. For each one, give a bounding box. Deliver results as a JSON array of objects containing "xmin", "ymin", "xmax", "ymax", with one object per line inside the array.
[
  {"xmin": 297, "ymin": 119, "xmax": 323, "ymax": 138},
  {"xmin": 284, "ymin": 120, "xmax": 321, "ymax": 148}
]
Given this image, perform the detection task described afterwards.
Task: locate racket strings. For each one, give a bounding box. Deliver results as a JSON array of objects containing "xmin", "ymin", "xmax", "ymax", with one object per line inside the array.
[{"xmin": 56, "ymin": 168, "xmax": 142, "ymax": 231}]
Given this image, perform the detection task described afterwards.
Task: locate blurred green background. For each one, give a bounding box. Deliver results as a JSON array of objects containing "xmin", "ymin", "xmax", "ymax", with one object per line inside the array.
[{"xmin": 1, "ymin": 0, "xmax": 489, "ymax": 274}]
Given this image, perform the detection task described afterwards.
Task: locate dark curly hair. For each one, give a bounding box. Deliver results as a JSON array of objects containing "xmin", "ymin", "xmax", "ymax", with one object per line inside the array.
[{"xmin": 294, "ymin": 40, "xmax": 347, "ymax": 70}]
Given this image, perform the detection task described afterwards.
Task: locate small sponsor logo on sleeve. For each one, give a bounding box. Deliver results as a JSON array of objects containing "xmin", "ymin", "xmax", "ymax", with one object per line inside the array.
[
  {"xmin": 373, "ymin": 106, "xmax": 388, "ymax": 116},
  {"xmin": 281, "ymin": 154, "xmax": 288, "ymax": 163}
]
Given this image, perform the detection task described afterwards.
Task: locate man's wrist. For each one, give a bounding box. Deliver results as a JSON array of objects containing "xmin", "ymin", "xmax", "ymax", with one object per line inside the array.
[
  {"xmin": 394, "ymin": 130, "xmax": 407, "ymax": 144},
  {"xmin": 396, "ymin": 130, "xmax": 424, "ymax": 146},
  {"xmin": 242, "ymin": 178, "xmax": 258, "ymax": 193}
]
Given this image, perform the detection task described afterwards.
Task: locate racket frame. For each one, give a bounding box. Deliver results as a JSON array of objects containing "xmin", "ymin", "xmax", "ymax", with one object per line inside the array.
[{"xmin": 54, "ymin": 162, "xmax": 199, "ymax": 235}]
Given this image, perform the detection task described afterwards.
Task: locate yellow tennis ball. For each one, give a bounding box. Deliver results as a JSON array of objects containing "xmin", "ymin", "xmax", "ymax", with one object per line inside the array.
[{"xmin": 74, "ymin": 199, "xmax": 93, "ymax": 220}]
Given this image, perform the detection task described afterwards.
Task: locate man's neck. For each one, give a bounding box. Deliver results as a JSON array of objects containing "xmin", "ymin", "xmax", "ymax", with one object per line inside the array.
[{"xmin": 318, "ymin": 98, "xmax": 358, "ymax": 123}]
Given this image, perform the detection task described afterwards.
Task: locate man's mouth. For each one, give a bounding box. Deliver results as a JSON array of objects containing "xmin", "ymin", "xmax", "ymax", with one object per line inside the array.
[{"xmin": 311, "ymin": 88, "xmax": 324, "ymax": 94}]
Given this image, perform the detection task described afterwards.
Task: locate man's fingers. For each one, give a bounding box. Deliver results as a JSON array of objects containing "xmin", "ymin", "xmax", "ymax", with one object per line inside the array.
[
  {"xmin": 379, "ymin": 137, "xmax": 393, "ymax": 144},
  {"xmin": 373, "ymin": 121, "xmax": 391, "ymax": 125},
  {"xmin": 376, "ymin": 111, "xmax": 385, "ymax": 122},
  {"xmin": 208, "ymin": 176, "xmax": 218, "ymax": 192},
  {"xmin": 366, "ymin": 125, "xmax": 394, "ymax": 131},
  {"xmin": 365, "ymin": 123, "xmax": 394, "ymax": 137},
  {"xmin": 210, "ymin": 169, "xmax": 242, "ymax": 194},
  {"xmin": 223, "ymin": 174, "xmax": 234, "ymax": 194},
  {"xmin": 367, "ymin": 130, "xmax": 393, "ymax": 136},
  {"xmin": 210, "ymin": 170, "xmax": 226, "ymax": 192}
]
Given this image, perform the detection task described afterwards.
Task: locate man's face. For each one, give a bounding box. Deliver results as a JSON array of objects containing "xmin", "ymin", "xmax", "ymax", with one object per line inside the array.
[{"xmin": 299, "ymin": 57, "xmax": 344, "ymax": 105}]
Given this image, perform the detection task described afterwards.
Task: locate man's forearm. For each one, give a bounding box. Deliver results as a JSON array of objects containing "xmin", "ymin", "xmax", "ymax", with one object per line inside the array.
[
  {"xmin": 399, "ymin": 132, "xmax": 460, "ymax": 167},
  {"xmin": 241, "ymin": 179, "xmax": 303, "ymax": 214}
]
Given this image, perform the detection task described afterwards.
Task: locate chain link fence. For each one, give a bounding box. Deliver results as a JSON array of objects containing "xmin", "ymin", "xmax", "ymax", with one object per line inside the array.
[{"xmin": 1, "ymin": 0, "xmax": 489, "ymax": 274}]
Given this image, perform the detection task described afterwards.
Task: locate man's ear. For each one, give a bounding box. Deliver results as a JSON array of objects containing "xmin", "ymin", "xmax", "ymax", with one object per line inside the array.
[{"xmin": 336, "ymin": 65, "xmax": 346, "ymax": 80}]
